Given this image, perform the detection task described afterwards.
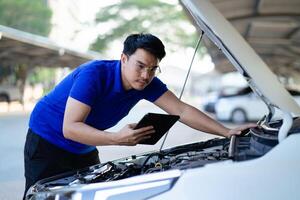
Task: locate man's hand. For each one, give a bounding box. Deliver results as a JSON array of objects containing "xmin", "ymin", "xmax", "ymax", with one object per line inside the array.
[
  {"xmin": 114, "ymin": 124, "xmax": 155, "ymax": 146},
  {"xmin": 225, "ymin": 123, "xmax": 257, "ymax": 138}
]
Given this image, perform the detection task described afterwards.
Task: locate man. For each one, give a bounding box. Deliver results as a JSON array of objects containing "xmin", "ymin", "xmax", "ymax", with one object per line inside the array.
[{"xmin": 24, "ymin": 33, "xmax": 255, "ymax": 196}]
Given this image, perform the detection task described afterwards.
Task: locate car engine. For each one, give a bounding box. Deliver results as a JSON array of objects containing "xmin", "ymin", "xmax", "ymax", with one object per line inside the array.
[{"xmin": 28, "ymin": 117, "xmax": 300, "ymax": 196}]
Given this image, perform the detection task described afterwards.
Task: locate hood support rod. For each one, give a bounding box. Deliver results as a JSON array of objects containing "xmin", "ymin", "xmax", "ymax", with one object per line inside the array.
[{"xmin": 159, "ymin": 31, "xmax": 204, "ymax": 152}]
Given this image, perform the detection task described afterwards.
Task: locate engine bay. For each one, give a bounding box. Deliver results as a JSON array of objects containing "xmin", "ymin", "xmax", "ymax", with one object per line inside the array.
[{"xmin": 30, "ymin": 117, "xmax": 300, "ymax": 194}]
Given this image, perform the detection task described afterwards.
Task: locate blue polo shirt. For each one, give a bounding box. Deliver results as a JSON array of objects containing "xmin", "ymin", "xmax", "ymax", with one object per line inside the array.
[{"xmin": 29, "ymin": 60, "xmax": 168, "ymax": 154}]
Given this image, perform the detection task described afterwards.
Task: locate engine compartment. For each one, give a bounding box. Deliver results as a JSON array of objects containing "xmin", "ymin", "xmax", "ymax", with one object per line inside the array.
[{"xmin": 27, "ymin": 117, "xmax": 300, "ymax": 197}]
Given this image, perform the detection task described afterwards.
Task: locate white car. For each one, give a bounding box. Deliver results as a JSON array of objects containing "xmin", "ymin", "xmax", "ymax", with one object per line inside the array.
[
  {"xmin": 0, "ymin": 84, "xmax": 22, "ymax": 103},
  {"xmin": 26, "ymin": 1, "xmax": 300, "ymax": 200},
  {"xmin": 215, "ymin": 86, "xmax": 300, "ymax": 123},
  {"xmin": 202, "ymin": 86, "xmax": 244, "ymax": 113}
]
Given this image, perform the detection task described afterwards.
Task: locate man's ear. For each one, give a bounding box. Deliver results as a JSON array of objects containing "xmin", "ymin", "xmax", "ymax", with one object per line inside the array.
[{"xmin": 120, "ymin": 53, "xmax": 128, "ymax": 64}]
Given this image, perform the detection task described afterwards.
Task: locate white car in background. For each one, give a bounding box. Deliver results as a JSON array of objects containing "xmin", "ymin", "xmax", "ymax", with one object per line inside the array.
[
  {"xmin": 202, "ymin": 86, "xmax": 244, "ymax": 113},
  {"xmin": 215, "ymin": 86, "xmax": 300, "ymax": 123},
  {"xmin": 0, "ymin": 84, "xmax": 22, "ymax": 103}
]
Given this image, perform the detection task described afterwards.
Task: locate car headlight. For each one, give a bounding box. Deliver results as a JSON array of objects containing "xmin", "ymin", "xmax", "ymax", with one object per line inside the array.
[
  {"xmin": 27, "ymin": 170, "xmax": 181, "ymax": 200},
  {"xmin": 93, "ymin": 178, "xmax": 174, "ymax": 200}
]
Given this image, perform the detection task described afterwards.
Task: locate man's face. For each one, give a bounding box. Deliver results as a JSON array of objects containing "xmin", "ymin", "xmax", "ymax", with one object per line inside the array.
[{"xmin": 121, "ymin": 48, "xmax": 160, "ymax": 90}]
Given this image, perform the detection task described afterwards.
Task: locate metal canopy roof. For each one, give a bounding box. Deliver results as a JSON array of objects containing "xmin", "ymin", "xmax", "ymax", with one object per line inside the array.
[
  {"xmin": 0, "ymin": 25, "xmax": 101, "ymax": 68},
  {"xmin": 186, "ymin": 0, "xmax": 300, "ymax": 76}
]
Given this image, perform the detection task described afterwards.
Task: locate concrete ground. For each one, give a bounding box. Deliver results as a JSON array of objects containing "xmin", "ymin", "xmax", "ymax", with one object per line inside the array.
[{"xmin": 0, "ymin": 101, "xmax": 231, "ymax": 200}]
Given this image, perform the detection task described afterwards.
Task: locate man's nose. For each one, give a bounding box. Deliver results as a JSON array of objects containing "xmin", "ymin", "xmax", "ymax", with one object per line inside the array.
[{"xmin": 141, "ymin": 69, "xmax": 151, "ymax": 79}]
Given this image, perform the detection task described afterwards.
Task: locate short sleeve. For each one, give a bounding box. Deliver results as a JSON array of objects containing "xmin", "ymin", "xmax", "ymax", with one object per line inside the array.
[
  {"xmin": 69, "ymin": 68, "xmax": 100, "ymax": 107},
  {"xmin": 143, "ymin": 77, "xmax": 168, "ymax": 102}
]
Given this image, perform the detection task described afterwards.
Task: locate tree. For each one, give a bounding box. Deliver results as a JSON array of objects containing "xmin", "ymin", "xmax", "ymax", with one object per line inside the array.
[
  {"xmin": 0, "ymin": 0, "xmax": 52, "ymax": 36},
  {"xmin": 91, "ymin": 0, "xmax": 201, "ymax": 54}
]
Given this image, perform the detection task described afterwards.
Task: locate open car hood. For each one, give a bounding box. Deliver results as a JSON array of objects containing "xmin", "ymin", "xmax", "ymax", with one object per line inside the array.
[{"xmin": 180, "ymin": 0, "xmax": 300, "ymax": 116}]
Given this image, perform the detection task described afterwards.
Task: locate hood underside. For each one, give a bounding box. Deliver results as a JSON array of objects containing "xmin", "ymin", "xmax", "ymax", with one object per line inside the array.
[{"xmin": 181, "ymin": 0, "xmax": 300, "ymax": 116}]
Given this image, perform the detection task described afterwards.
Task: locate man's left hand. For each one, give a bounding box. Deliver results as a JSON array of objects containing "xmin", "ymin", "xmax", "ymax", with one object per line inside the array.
[{"xmin": 226, "ymin": 123, "xmax": 257, "ymax": 138}]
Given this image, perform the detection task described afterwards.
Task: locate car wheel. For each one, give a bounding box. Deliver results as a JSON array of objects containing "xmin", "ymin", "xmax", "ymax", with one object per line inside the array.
[
  {"xmin": 231, "ymin": 108, "xmax": 247, "ymax": 124},
  {"xmin": 0, "ymin": 94, "xmax": 10, "ymax": 103}
]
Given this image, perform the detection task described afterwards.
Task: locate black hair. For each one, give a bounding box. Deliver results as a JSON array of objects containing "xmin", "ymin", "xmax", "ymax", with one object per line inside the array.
[{"xmin": 122, "ymin": 33, "xmax": 166, "ymax": 61}]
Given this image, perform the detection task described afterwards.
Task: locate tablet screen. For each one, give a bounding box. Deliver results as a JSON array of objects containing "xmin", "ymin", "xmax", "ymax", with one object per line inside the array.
[{"xmin": 134, "ymin": 113, "xmax": 180, "ymax": 145}]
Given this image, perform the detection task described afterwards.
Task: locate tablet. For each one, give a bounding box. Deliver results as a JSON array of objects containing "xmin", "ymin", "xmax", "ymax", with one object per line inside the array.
[{"xmin": 134, "ymin": 113, "xmax": 180, "ymax": 145}]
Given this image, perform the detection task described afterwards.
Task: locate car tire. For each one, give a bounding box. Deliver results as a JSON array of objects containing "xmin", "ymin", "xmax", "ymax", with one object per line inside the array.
[
  {"xmin": 231, "ymin": 108, "xmax": 247, "ymax": 124},
  {"xmin": 0, "ymin": 94, "xmax": 10, "ymax": 103}
]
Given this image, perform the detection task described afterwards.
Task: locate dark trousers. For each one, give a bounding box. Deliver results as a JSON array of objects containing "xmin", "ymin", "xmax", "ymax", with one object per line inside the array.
[{"xmin": 23, "ymin": 129, "xmax": 100, "ymax": 198}]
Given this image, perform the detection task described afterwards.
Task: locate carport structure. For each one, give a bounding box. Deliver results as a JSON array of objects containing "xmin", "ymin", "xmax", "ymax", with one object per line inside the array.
[
  {"xmin": 0, "ymin": 25, "xmax": 101, "ymax": 101},
  {"xmin": 0, "ymin": 25, "xmax": 100, "ymax": 68},
  {"xmin": 183, "ymin": 0, "xmax": 300, "ymax": 80}
]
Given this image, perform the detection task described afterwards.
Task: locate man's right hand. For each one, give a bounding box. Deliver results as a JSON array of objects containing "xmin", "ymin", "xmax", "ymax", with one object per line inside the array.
[{"xmin": 114, "ymin": 124, "xmax": 155, "ymax": 146}]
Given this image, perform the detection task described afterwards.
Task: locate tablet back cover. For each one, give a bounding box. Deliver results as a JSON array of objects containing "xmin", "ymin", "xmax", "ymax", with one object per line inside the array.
[{"xmin": 137, "ymin": 113, "xmax": 180, "ymax": 145}]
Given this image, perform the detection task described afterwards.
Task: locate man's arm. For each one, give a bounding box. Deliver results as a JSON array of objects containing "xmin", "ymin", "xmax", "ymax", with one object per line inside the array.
[
  {"xmin": 63, "ymin": 97, "xmax": 154, "ymax": 146},
  {"xmin": 154, "ymin": 90, "xmax": 256, "ymax": 138}
]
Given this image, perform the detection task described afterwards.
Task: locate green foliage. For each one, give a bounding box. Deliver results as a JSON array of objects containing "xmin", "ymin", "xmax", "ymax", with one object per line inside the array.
[
  {"xmin": 0, "ymin": 0, "xmax": 52, "ymax": 36},
  {"xmin": 27, "ymin": 67, "xmax": 57, "ymax": 94},
  {"xmin": 28, "ymin": 67, "xmax": 55, "ymax": 84},
  {"xmin": 91, "ymin": 0, "xmax": 201, "ymax": 54}
]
